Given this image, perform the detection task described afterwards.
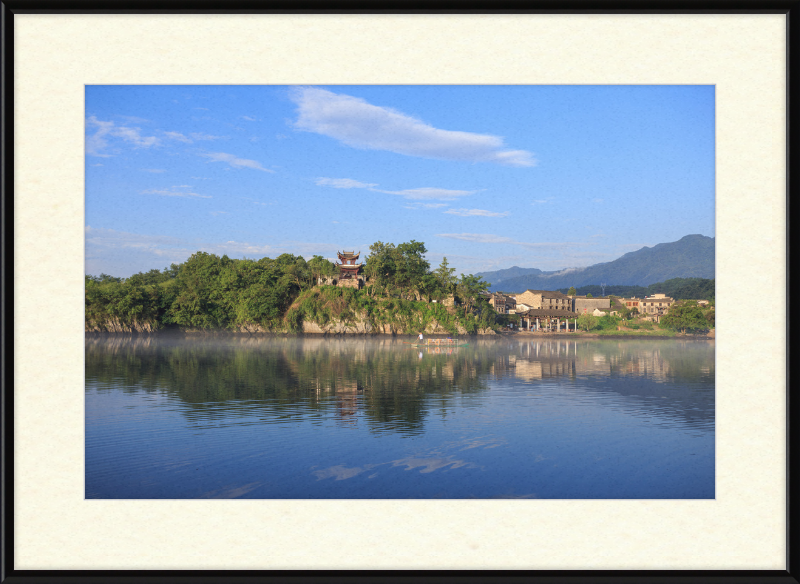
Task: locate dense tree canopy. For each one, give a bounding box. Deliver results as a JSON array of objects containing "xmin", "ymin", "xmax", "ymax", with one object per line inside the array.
[{"xmin": 86, "ymin": 241, "xmax": 494, "ymax": 333}]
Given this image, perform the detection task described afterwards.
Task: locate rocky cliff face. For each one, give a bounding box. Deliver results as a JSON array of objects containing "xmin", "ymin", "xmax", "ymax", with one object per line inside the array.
[
  {"xmin": 85, "ymin": 319, "xmax": 159, "ymax": 333},
  {"xmin": 86, "ymin": 317, "xmax": 497, "ymax": 335}
]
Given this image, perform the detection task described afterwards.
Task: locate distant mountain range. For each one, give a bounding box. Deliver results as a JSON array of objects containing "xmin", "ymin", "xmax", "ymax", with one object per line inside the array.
[{"xmin": 477, "ymin": 234, "xmax": 715, "ymax": 292}]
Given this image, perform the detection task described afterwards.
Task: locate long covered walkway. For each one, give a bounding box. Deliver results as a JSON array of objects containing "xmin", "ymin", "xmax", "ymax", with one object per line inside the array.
[{"xmin": 516, "ymin": 308, "xmax": 579, "ymax": 333}]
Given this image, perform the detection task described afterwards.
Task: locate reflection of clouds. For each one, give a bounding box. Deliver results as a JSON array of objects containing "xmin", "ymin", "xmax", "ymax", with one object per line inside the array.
[
  {"xmin": 313, "ymin": 449, "xmax": 483, "ymax": 481},
  {"xmin": 199, "ymin": 482, "xmax": 263, "ymax": 498},
  {"xmin": 392, "ymin": 456, "xmax": 476, "ymax": 474},
  {"xmin": 457, "ymin": 436, "xmax": 506, "ymax": 451},
  {"xmin": 313, "ymin": 464, "xmax": 378, "ymax": 481}
]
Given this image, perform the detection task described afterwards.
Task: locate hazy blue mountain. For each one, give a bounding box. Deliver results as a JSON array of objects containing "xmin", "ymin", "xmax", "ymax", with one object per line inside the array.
[
  {"xmin": 484, "ymin": 234, "xmax": 714, "ymax": 292},
  {"xmin": 474, "ymin": 266, "xmax": 542, "ymax": 285}
]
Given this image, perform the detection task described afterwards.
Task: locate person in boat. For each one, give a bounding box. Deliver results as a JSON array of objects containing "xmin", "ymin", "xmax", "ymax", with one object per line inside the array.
[{"xmin": 418, "ymin": 332, "xmax": 424, "ymax": 342}]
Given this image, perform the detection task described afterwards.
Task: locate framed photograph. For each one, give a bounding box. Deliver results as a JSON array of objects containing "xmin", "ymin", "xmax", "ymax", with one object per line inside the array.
[{"xmin": 3, "ymin": 5, "xmax": 792, "ymax": 581}]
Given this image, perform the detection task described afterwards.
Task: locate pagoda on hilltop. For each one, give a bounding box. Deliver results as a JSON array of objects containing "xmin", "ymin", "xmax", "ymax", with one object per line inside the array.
[{"xmin": 336, "ymin": 250, "xmax": 364, "ymax": 288}]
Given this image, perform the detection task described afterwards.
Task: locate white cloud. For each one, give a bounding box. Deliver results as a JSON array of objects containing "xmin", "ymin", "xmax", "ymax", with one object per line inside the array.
[
  {"xmin": 405, "ymin": 202, "xmax": 449, "ymax": 210},
  {"xmin": 85, "ymin": 226, "xmax": 187, "ymax": 256},
  {"xmin": 91, "ymin": 163, "xmax": 103, "ymax": 167},
  {"xmin": 241, "ymin": 116, "xmax": 258, "ymax": 121},
  {"xmin": 315, "ymin": 177, "xmax": 377, "ymax": 189},
  {"xmin": 210, "ymin": 211, "xmax": 229, "ymax": 216},
  {"xmin": 200, "ymin": 240, "xmax": 275, "ymax": 256},
  {"xmin": 142, "ymin": 187, "xmax": 211, "ymax": 199},
  {"xmin": 374, "ymin": 187, "xmax": 474, "ymax": 201},
  {"xmin": 201, "ymin": 151, "xmax": 273, "ymax": 172},
  {"xmin": 142, "ymin": 168, "xmax": 166, "ymax": 173},
  {"xmin": 436, "ymin": 233, "xmax": 587, "ymax": 249},
  {"xmin": 532, "ymin": 198, "xmax": 552, "ymax": 204},
  {"xmin": 315, "ymin": 178, "xmax": 472, "ymax": 201},
  {"xmin": 444, "ymin": 208, "xmax": 509, "ymax": 218},
  {"xmin": 164, "ymin": 131, "xmax": 192, "ymax": 143},
  {"xmin": 86, "ymin": 116, "xmax": 160, "ymax": 156},
  {"xmin": 437, "ymin": 233, "xmax": 515, "ymax": 244},
  {"xmin": 289, "ymin": 87, "xmax": 536, "ymax": 166},
  {"xmin": 191, "ymin": 132, "xmax": 224, "ymax": 141}
]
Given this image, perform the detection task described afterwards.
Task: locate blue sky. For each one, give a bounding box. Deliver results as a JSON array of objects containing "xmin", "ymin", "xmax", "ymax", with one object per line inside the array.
[{"xmin": 85, "ymin": 85, "xmax": 714, "ymax": 277}]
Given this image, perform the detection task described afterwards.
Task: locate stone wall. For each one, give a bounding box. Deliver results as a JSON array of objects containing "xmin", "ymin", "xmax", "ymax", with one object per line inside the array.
[
  {"xmin": 337, "ymin": 277, "xmax": 363, "ymax": 289},
  {"xmin": 573, "ymin": 297, "xmax": 611, "ymax": 314}
]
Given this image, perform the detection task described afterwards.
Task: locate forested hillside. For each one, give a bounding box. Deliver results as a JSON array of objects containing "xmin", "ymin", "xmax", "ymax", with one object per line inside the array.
[
  {"xmin": 85, "ymin": 241, "xmax": 494, "ymax": 334},
  {"xmin": 553, "ymin": 278, "xmax": 715, "ymax": 300}
]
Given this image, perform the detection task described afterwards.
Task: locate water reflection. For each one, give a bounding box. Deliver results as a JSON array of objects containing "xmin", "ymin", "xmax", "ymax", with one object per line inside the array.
[
  {"xmin": 86, "ymin": 336, "xmax": 713, "ymax": 436},
  {"xmin": 85, "ymin": 335, "xmax": 714, "ymax": 499}
]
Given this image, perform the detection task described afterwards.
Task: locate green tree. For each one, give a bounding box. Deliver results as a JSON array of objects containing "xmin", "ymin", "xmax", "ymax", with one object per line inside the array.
[
  {"xmin": 364, "ymin": 241, "xmax": 397, "ymax": 293},
  {"xmin": 308, "ymin": 255, "xmax": 337, "ymax": 284},
  {"xmin": 434, "ymin": 257, "xmax": 457, "ymax": 292},
  {"xmin": 577, "ymin": 313, "xmax": 599, "ymax": 331},
  {"xmin": 456, "ymin": 274, "xmax": 490, "ymax": 313},
  {"xmin": 586, "ymin": 292, "xmax": 593, "ymax": 298},
  {"xmin": 660, "ymin": 301, "xmax": 709, "ymax": 333},
  {"xmin": 567, "ymin": 286, "xmax": 577, "ymax": 295},
  {"xmin": 394, "ymin": 240, "xmax": 430, "ymax": 299}
]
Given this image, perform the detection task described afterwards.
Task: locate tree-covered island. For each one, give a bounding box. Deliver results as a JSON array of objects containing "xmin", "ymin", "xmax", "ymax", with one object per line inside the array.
[{"xmin": 85, "ymin": 240, "xmax": 497, "ymax": 335}]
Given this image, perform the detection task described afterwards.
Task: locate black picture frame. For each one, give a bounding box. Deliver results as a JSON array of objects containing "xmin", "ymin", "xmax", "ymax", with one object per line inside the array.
[{"xmin": 1, "ymin": 2, "xmax": 795, "ymax": 583}]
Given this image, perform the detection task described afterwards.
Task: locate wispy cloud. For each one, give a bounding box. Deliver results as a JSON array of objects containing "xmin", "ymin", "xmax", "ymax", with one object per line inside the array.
[
  {"xmin": 85, "ymin": 226, "xmax": 187, "ymax": 257},
  {"xmin": 210, "ymin": 211, "xmax": 229, "ymax": 216},
  {"xmin": 374, "ymin": 187, "xmax": 474, "ymax": 201},
  {"xmin": 315, "ymin": 177, "xmax": 377, "ymax": 189},
  {"xmin": 164, "ymin": 131, "xmax": 192, "ymax": 143},
  {"xmin": 118, "ymin": 115, "xmax": 150, "ymax": 124},
  {"xmin": 241, "ymin": 116, "xmax": 259, "ymax": 122},
  {"xmin": 438, "ymin": 233, "xmax": 515, "ymax": 244},
  {"xmin": 315, "ymin": 177, "xmax": 475, "ymax": 201},
  {"xmin": 200, "ymin": 240, "xmax": 275, "ymax": 256},
  {"xmin": 405, "ymin": 202, "xmax": 449, "ymax": 210},
  {"xmin": 592, "ymin": 198, "xmax": 604, "ymax": 203},
  {"xmin": 289, "ymin": 87, "xmax": 536, "ymax": 167},
  {"xmin": 436, "ymin": 233, "xmax": 587, "ymax": 249},
  {"xmin": 142, "ymin": 168, "xmax": 166, "ymax": 173},
  {"xmin": 444, "ymin": 208, "xmax": 509, "ymax": 218},
  {"xmin": 190, "ymin": 132, "xmax": 225, "ymax": 141},
  {"xmin": 86, "ymin": 115, "xmax": 160, "ymax": 156},
  {"xmin": 201, "ymin": 151, "xmax": 273, "ymax": 172},
  {"xmin": 142, "ymin": 186, "xmax": 211, "ymax": 199}
]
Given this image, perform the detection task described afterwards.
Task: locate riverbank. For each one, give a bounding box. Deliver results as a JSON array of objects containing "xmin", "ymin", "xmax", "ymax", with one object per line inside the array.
[
  {"xmin": 494, "ymin": 329, "xmax": 714, "ymax": 340},
  {"xmin": 85, "ymin": 328, "xmax": 713, "ymax": 340}
]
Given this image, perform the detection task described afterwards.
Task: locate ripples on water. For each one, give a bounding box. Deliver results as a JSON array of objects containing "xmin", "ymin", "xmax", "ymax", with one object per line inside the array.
[{"xmin": 85, "ymin": 335, "xmax": 714, "ymax": 499}]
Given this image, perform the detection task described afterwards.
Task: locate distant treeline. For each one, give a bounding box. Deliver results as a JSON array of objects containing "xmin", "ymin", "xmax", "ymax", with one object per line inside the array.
[
  {"xmin": 85, "ymin": 241, "xmax": 493, "ymax": 333},
  {"xmin": 554, "ymin": 278, "xmax": 715, "ymax": 300}
]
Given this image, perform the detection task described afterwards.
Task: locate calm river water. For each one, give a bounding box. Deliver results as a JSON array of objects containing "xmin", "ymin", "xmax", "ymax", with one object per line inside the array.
[{"xmin": 85, "ymin": 335, "xmax": 714, "ymax": 499}]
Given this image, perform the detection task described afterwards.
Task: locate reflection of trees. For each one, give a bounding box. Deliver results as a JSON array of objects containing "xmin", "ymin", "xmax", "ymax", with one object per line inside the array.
[
  {"xmin": 85, "ymin": 336, "xmax": 494, "ymax": 434},
  {"xmin": 86, "ymin": 336, "xmax": 714, "ymax": 434}
]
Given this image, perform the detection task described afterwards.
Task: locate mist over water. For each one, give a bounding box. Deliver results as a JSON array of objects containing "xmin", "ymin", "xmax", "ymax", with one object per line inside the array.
[{"xmin": 85, "ymin": 335, "xmax": 714, "ymax": 499}]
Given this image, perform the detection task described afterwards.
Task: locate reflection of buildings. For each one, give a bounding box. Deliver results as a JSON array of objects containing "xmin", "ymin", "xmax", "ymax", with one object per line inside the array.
[
  {"xmin": 335, "ymin": 380, "xmax": 361, "ymax": 423},
  {"xmin": 496, "ymin": 340, "xmax": 685, "ymax": 382}
]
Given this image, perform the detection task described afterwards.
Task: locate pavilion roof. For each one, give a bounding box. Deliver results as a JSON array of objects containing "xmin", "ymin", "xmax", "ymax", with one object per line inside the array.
[{"xmin": 338, "ymin": 250, "xmax": 360, "ymax": 259}]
